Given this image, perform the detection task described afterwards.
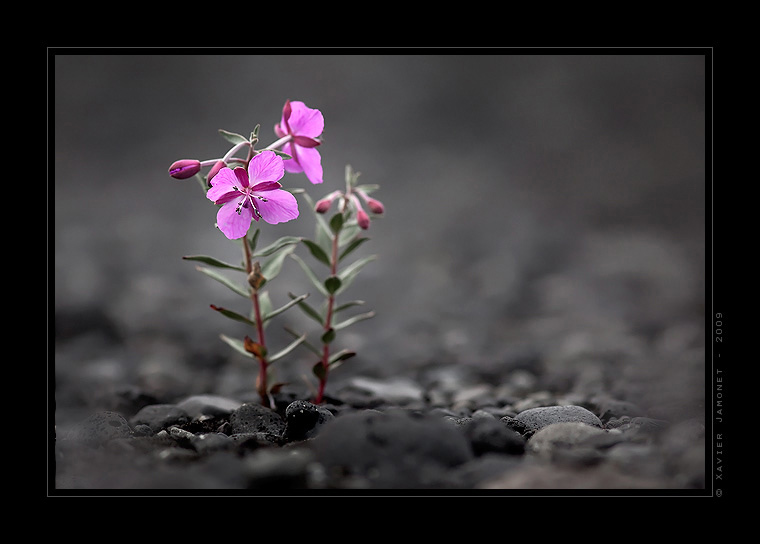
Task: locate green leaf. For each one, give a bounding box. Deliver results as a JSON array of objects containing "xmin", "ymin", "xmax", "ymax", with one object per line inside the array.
[
  {"xmin": 333, "ymin": 300, "xmax": 366, "ymax": 313},
  {"xmin": 298, "ymin": 191, "xmax": 333, "ymax": 253},
  {"xmin": 325, "ymin": 275, "xmax": 342, "ymax": 294},
  {"xmin": 250, "ymin": 124, "xmax": 260, "ymax": 142},
  {"xmin": 271, "ymin": 149, "xmax": 293, "ymax": 160},
  {"xmin": 355, "ymin": 183, "xmax": 379, "ymax": 194},
  {"xmin": 337, "ymin": 255, "xmax": 377, "ymax": 294},
  {"xmin": 288, "ymin": 292, "xmax": 324, "ymax": 325},
  {"xmin": 333, "ymin": 311, "xmax": 376, "ymax": 331},
  {"xmin": 329, "ymin": 213, "xmax": 344, "ymax": 234},
  {"xmin": 219, "ymin": 129, "xmax": 248, "ymax": 145},
  {"xmin": 338, "ymin": 223, "xmax": 362, "ymax": 248},
  {"xmin": 312, "ymin": 361, "xmax": 327, "ymax": 380},
  {"xmin": 183, "ymin": 255, "xmax": 246, "ymax": 272},
  {"xmin": 302, "ymin": 239, "xmax": 331, "ymax": 267},
  {"xmin": 220, "ymin": 334, "xmax": 253, "ymax": 358},
  {"xmin": 285, "ymin": 326, "xmax": 321, "ymax": 356},
  {"xmin": 257, "ymin": 291, "xmax": 273, "ymax": 329},
  {"xmin": 339, "ymin": 237, "xmax": 369, "ymax": 262},
  {"xmin": 195, "ymin": 266, "xmax": 249, "ymax": 297},
  {"xmin": 329, "ymin": 349, "xmax": 356, "ymax": 366},
  {"xmin": 209, "ymin": 304, "xmax": 256, "ymax": 326},
  {"xmin": 290, "ymin": 254, "xmax": 328, "ymax": 297},
  {"xmin": 253, "ymin": 236, "xmax": 302, "ymax": 257},
  {"xmin": 264, "ymin": 293, "xmax": 310, "ymax": 323},
  {"xmin": 321, "ymin": 327, "xmax": 336, "ymax": 344},
  {"xmin": 248, "ymin": 228, "xmax": 261, "ymax": 254},
  {"xmin": 260, "ymin": 245, "xmax": 296, "ymax": 286},
  {"xmin": 268, "ymin": 333, "xmax": 307, "ymax": 363}
]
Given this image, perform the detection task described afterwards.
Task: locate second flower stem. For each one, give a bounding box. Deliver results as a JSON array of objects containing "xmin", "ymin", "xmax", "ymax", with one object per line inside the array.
[{"xmin": 315, "ymin": 228, "xmax": 340, "ymax": 404}]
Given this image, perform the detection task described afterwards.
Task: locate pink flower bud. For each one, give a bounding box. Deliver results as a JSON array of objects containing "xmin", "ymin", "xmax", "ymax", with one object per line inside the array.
[
  {"xmin": 315, "ymin": 198, "xmax": 332, "ymax": 214},
  {"xmin": 357, "ymin": 209, "xmax": 371, "ymax": 230},
  {"xmin": 366, "ymin": 197, "xmax": 384, "ymax": 215},
  {"xmin": 169, "ymin": 159, "xmax": 201, "ymax": 179},
  {"xmin": 206, "ymin": 160, "xmax": 226, "ymax": 186}
]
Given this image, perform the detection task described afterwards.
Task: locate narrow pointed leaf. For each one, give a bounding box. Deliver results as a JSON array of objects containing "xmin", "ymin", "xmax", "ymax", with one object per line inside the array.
[
  {"xmin": 248, "ymin": 228, "xmax": 261, "ymax": 254},
  {"xmin": 290, "ymin": 254, "xmax": 328, "ymax": 296},
  {"xmin": 312, "ymin": 361, "xmax": 327, "ymax": 380},
  {"xmin": 220, "ymin": 334, "xmax": 253, "ymax": 358},
  {"xmin": 268, "ymin": 333, "xmax": 308, "ymax": 363},
  {"xmin": 271, "ymin": 149, "xmax": 293, "ymax": 160},
  {"xmin": 285, "ymin": 326, "xmax": 321, "ymax": 356},
  {"xmin": 333, "ymin": 300, "xmax": 366, "ymax": 313},
  {"xmin": 329, "ymin": 213, "xmax": 344, "ymax": 234},
  {"xmin": 298, "ymin": 191, "xmax": 333, "ymax": 253},
  {"xmin": 288, "ymin": 292, "xmax": 324, "ymax": 325},
  {"xmin": 253, "ymin": 236, "xmax": 302, "ymax": 257},
  {"xmin": 260, "ymin": 245, "xmax": 296, "ymax": 286},
  {"xmin": 302, "ymin": 239, "xmax": 331, "ymax": 267},
  {"xmin": 338, "ymin": 223, "xmax": 362, "ymax": 248},
  {"xmin": 329, "ymin": 349, "xmax": 356, "ymax": 365},
  {"xmin": 257, "ymin": 291, "xmax": 273, "ymax": 329},
  {"xmin": 333, "ymin": 311, "xmax": 376, "ymax": 331},
  {"xmin": 209, "ymin": 304, "xmax": 256, "ymax": 326},
  {"xmin": 183, "ymin": 255, "xmax": 246, "ymax": 272},
  {"xmin": 196, "ymin": 266, "xmax": 249, "ymax": 297},
  {"xmin": 219, "ymin": 129, "xmax": 249, "ymax": 145},
  {"xmin": 337, "ymin": 255, "xmax": 377, "ymax": 294},
  {"xmin": 264, "ymin": 293, "xmax": 310, "ymax": 322},
  {"xmin": 339, "ymin": 237, "xmax": 370, "ymax": 262}
]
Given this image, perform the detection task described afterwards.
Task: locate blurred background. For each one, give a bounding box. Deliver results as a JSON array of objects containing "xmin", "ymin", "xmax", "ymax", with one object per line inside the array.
[{"xmin": 53, "ymin": 53, "xmax": 707, "ymax": 426}]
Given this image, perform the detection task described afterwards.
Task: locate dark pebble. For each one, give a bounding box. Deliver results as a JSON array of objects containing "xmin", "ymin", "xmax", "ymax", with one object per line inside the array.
[
  {"xmin": 459, "ymin": 417, "xmax": 526, "ymax": 456},
  {"xmin": 230, "ymin": 403, "xmax": 286, "ymax": 438},
  {"xmin": 284, "ymin": 400, "xmax": 335, "ymax": 441},
  {"xmin": 514, "ymin": 405, "xmax": 603, "ymax": 432},
  {"xmin": 69, "ymin": 411, "xmax": 133, "ymax": 447}
]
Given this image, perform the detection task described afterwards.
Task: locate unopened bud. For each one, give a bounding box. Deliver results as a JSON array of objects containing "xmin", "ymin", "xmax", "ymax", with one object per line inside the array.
[
  {"xmin": 366, "ymin": 198, "xmax": 384, "ymax": 215},
  {"xmin": 248, "ymin": 262, "xmax": 265, "ymax": 290},
  {"xmin": 206, "ymin": 160, "xmax": 226, "ymax": 186},
  {"xmin": 169, "ymin": 159, "xmax": 201, "ymax": 180},
  {"xmin": 315, "ymin": 198, "xmax": 332, "ymax": 214},
  {"xmin": 357, "ymin": 209, "xmax": 370, "ymax": 230}
]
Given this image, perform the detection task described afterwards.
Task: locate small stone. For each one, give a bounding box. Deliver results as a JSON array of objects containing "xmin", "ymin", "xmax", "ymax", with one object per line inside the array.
[
  {"xmin": 515, "ymin": 405, "xmax": 603, "ymax": 432},
  {"xmin": 71, "ymin": 411, "xmax": 133, "ymax": 447},
  {"xmin": 527, "ymin": 421, "xmax": 608, "ymax": 461},
  {"xmin": 190, "ymin": 432, "xmax": 235, "ymax": 455},
  {"xmin": 230, "ymin": 402, "xmax": 286, "ymax": 437},
  {"xmin": 129, "ymin": 404, "xmax": 190, "ymax": 433},
  {"xmin": 460, "ymin": 417, "xmax": 525, "ymax": 456},
  {"xmin": 284, "ymin": 400, "xmax": 335, "ymax": 441},
  {"xmin": 175, "ymin": 394, "xmax": 242, "ymax": 420}
]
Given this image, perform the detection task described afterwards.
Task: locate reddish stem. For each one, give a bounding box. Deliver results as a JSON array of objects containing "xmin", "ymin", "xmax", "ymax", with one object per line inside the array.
[
  {"xmin": 243, "ymin": 233, "xmax": 270, "ymax": 407},
  {"xmin": 315, "ymin": 228, "xmax": 340, "ymax": 404}
]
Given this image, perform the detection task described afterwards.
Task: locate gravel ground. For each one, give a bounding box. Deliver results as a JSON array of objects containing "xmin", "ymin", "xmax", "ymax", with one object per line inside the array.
[{"xmin": 52, "ymin": 52, "xmax": 709, "ymax": 495}]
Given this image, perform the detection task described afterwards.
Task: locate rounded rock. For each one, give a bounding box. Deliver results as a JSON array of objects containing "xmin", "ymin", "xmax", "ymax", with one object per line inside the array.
[
  {"xmin": 514, "ymin": 405, "xmax": 603, "ymax": 432},
  {"xmin": 284, "ymin": 400, "xmax": 335, "ymax": 441},
  {"xmin": 230, "ymin": 402, "xmax": 286, "ymax": 437},
  {"xmin": 129, "ymin": 404, "xmax": 190, "ymax": 433}
]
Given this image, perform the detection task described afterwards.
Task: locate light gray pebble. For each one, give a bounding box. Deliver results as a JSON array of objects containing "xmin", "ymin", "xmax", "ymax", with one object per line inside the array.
[
  {"xmin": 175, "ymin": 394, "xmax": 242, "ymax": 419},
  {"xmin": 129, "ymin": 404, "xmax": 190, "ymax": 433},
  {"xmin": 527, "ymin": 422, "xmax": 608, "ymax": 460},
  {"xmin": 515, "ymin": 405, "xmax": 603, "ymax": 432}
]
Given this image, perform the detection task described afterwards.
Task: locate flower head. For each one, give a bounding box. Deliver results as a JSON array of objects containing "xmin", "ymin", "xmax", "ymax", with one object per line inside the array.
[
  {"xmin": 274, "ymin": 100, "xmax": 324, "ymax": 184},
  {"xmin": 206, "ymin": 151, "xmax": 299, "ymax": 239}
]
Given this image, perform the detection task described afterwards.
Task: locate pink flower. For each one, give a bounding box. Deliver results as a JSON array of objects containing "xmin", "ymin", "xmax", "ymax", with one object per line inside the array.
[
  {"xmin": 274, "ymin": 100, "xmax": 324, "ymax": 184},
  {"xmin": 168, "ymin": 159, "xmax": 201, "ymax": 179},
  {"xmin": 206, "ymin": 151, "xmax": 299, "ymax": 239}
]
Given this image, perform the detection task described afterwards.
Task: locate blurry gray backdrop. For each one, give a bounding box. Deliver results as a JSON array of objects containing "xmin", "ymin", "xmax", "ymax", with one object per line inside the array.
[{"xmin": 54, "ymin": 53, "xmax": 706, "ymax": 421}]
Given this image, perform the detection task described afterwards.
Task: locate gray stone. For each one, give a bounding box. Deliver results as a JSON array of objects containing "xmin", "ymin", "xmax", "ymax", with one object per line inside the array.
[
  {"xmin": 310, "ymin": 410, "xmax": 474, "ymax": 488},
  {"xmin": 515, "ymin": 405, "xmax": 603, "ymax": 432},
  {"xmin": 460, "ymin": 417, "xmax": 525, "ymax": 456},
  {"xmin": 70, "ymin": 411, "xmax": 133, "ymax": 446},
  {"xmin": 230, "ymin": 402, "xmax": 286, "ymax": 437},
  {"xmin": 175, "ymin": 394, "xmax": 242, "ymax": 419},
  {"xmin": 129, "ymin": 404, "xmax": 190, "ymax": 433},
  {"xmin": 284, "ymin": 400, "xmax": 335, "ymax": 441},
  {"xmin": 527, "ymin": 421, "xmax": 608, "ymax": 460}
]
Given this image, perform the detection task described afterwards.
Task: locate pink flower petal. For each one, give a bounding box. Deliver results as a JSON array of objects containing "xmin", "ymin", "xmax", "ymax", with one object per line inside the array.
[
  {"xmin": 216, "ymin": 198, "xmax": 254, "ymax": 239},
  {"xmin": 248, "ymin": 150, "xmax": 284, "ymax": 185},
  {"xmin": 296, "ymin": 146, "xmax": 323, "ymax": 184},
  {"xmin": 286, "ymin": 101, "xmax": 324, "ymax": 138},
  {"xmin": 281, "ymin": 142, "xmax": 304, "ymax": 174},
  {"xmin": 206, "ymin": 167, "xmax": 240, "ymax": 203},
  {"xmin": 250, "ymin": 180, "xmax": 282, "ymax": 193},
  {"xmin": 257, "ymin": 189, "xmax": 299, "ymax": 225}
]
